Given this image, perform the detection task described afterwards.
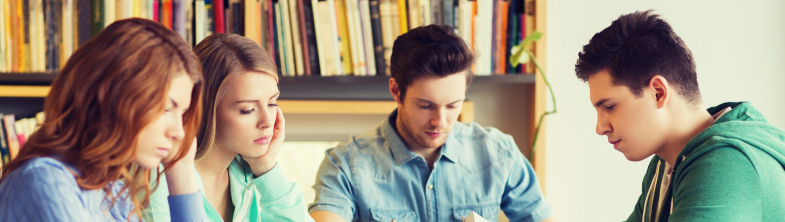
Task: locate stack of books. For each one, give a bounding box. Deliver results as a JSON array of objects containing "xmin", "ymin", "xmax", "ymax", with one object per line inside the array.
[{"xmin": 0, "ymin": 112, "xmax": 44, "ymax": 173}]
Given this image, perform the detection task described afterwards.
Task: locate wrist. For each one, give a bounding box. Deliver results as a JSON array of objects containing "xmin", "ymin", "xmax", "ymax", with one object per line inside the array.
[{"xmin": 251, "ymin": 162, "xmax": 277, "ymax": 177}]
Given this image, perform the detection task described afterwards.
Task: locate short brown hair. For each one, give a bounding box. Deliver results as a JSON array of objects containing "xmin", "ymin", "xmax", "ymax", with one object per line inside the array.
[
  {"xmin": 575, "ymin": 10, "xmax": 701, "ymax": 104},
  {"xmin": 390, "ymin": 25, "xmax": 475, "ymax": 99},
  {"xmin": 193, "ymin": 33, "xmax": 278, "ymax": 160}
]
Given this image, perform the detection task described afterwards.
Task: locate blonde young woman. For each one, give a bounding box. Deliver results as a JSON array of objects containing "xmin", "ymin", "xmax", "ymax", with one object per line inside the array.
[
  {"xmin": 0, "ymin": 19, "xmax": 207, "ymax": 221},
  {"xmin": 145, "ymin": 34, "xmax": 312, "ymax": 222}
]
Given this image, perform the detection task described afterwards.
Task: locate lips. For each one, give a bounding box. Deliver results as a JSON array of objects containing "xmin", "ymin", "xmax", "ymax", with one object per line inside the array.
[
  {"xmin": 254, "ymin": 135, "xmax": 273, "ymax": 145},
  {"xmin": 425, "ymin": 131, "xmax": 443, "ymax": 138},
  {"xmin": 609, "ymin": 139, "xmax": 621, "ymax": 149},
  {"xmin": 157, "ymin": 147, "xmax": 170, "ymax": 157}
]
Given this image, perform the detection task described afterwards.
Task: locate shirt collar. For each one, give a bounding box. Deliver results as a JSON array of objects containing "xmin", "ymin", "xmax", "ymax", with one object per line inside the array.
[{"xmin": 382, "ymin": 109, "xmax": 460, "ymax": 166}]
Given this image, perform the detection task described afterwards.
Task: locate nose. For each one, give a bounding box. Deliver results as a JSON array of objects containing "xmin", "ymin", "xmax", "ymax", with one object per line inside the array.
[
  {"xmin": 430, "ymin": 107, "xmax": 448, "ymax": 127},
  {"xmin": 168, "ymin": 114, "xmax": 186, "ymax": 141},
  {"xmin": 596, "ymin": 112, "xmax": 612, "ymax": 136},
  {"xmin": 256, "ymin": 106, "xmax": 275, "ymax": 129}
]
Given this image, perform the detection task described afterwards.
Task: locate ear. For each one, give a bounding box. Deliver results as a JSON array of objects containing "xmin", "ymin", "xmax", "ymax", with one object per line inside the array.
[
  {"xmin": 649, "ymin": 75, "xmax": 670, "ymax": 109},
  {"xmin": 389, "ymin": 78, "xmax": 402, "ymax": 104}
]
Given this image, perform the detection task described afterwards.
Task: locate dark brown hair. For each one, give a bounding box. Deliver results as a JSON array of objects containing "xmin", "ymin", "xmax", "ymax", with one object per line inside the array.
[
  {"xmin": 390, "ymin": 25, "xmax": 475, "ymax": 99},
  {"xmin": 575, "ymin": 10, "xmax": 701, "ymax": 104},
  {"xmin": 193, "ymin": 33, "xmax": 278, "ymax": 160},
  {"xmin": 0, "ymin": 18, "xmax": 203, "ymax": 218}
]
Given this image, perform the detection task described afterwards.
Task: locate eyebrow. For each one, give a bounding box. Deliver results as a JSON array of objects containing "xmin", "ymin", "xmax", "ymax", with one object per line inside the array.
[
  {"xmin": 414, "ymin": 98, "xmax": 464, "ymax": 105},
  {"xmin": 593, "ymin": 99, "xmax": 610, "ymax": 108},
  {"xmin": 169, "ymin": 97, "xmax": 179, "ymax": 108},
  {"xmin": 234, "ymin": 91, "xmax": 281, "ymax": 104}
]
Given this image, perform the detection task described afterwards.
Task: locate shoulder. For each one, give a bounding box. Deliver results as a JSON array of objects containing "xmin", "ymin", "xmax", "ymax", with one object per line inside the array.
[
  {"xmin": 328, "ymin": 127, "xmax": 388, "ymax": 160},
  {"xmin": 1, "ymin": 157, "xmax": 80, "ymax": 191},
  {"xmin": 451, "ymin": 122, "xmax": 518, "ymax": 154}
]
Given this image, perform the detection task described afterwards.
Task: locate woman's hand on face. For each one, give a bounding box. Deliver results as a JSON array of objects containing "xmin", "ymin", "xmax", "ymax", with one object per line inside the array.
[
  {"xmin": 162, "ymin": 137, "xmax": 198, "ymax": 167},
  {"xmin": 243, "ymin": 106, "xmax": 285, "ymax": 177},
  {"xmin": 162, "ymin": 138, "xmax": 199, "ymax": 195}
]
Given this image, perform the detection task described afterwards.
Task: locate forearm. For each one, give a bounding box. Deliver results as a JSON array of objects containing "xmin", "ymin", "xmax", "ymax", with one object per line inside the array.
[{"xmin": 164, "ymin": 163, "xmax": 198, "ymax": 196}]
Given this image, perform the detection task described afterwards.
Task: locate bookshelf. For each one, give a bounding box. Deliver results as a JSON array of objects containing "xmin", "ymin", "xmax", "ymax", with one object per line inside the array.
[{"xmin": 0, "ymin": 0, "xmax": 549, "ymax": 190}]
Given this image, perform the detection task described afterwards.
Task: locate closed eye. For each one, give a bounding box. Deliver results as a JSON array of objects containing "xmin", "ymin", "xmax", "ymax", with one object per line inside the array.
[
  {"xmin": 241, "ymin": 108, "xmax": 256, "ymax": 114},
  {"xmin": 605, "ymin": 105, "xmax": 615, "ymax": 111}
]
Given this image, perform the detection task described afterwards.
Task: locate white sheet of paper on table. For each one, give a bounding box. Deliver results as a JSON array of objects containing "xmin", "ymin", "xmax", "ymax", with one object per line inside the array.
[{"xmin": 462, "ymin": 211, "xmax": 489, "ymax": 222}]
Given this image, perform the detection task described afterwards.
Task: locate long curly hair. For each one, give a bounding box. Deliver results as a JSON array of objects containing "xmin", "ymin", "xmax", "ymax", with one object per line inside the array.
[{"xmin": 0, "ymin": 18, "xmax": 203, "ymax": 219}]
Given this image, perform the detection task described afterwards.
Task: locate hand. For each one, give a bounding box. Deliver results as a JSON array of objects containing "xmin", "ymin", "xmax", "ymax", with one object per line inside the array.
[
  {"xmin": 243, "ymin": 106, "xmax": 286, "ymax": 177},
  {"xmin": 163, "ymin": 138, "xmax": 199, "ymax": 195}
]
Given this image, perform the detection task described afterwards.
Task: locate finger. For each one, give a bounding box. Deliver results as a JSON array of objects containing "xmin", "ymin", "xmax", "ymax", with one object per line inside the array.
[{"xmin": 275, "ymin": 106, "xmax": 285, "ymax": 134}]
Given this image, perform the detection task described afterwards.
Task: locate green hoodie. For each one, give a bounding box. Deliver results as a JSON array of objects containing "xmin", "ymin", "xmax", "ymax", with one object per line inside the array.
[
  {"xmin": 626, "ymin": 102, "xmax": 785, "ymax": 222},
  {"xmin": 144, "ymin": 155, "xmax": 314, "ymax": 222}
]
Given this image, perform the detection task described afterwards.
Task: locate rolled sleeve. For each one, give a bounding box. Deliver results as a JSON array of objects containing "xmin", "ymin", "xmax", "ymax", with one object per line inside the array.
[
  {"xmin": 252, "ymin": 164, "xmax": 296, "ymax": 202},
  {"xmin": 308, "ymin": 148, "xmax": 357, "ymax": 222},
  {"xmin": 500, "ymin": 137, "xmax": 553, "ymax": 222}
]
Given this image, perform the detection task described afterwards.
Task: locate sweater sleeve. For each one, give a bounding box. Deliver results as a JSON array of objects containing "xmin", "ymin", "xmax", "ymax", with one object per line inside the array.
[
  {"xmin": 143, "ymin": 167, "xmax": 208, "ymax": 222},
  {"xmin": 251, "ymin": 164, "xmax": 315, "ymax": 222},
  {"xmin": 0, "ymin": 158, "xmax": 90, "ymax": 221},
  {"xmin": 143, "ymin": 171, "xmax": 173, "ymax": 222},
  {"xmin": 669, "ymin": 147, "xmax": 762, "ymax": 221}
]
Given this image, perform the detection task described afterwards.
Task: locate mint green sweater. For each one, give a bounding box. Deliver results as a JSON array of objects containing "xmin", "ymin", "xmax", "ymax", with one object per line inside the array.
[
  {"xmin": 626, "ymin": 102, "xmax": 785, "ymax": 222},
  {"xmin": 144, "ymin": 155, "xmax": 314, "ymax": 222}
]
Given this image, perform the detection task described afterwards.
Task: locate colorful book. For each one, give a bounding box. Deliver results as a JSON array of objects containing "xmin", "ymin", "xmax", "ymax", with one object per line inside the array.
[
  {"xmin": 172, "ymin": 0, "xmax": 187, "ymax": 39},
  {"xmin": 343, "ymin": 0, "xmax": 364, "ymax": 75},
  {"xmin": 474, "ymin": 0, "xmax": 491, "ymax": 75},
  {"xmin": 244, "ymin": 0, "xmax": 261, "ymax": 45},
  {"xmin": 326, "ymin": 0, "xmax": 344, "ymax": 75},
  {"xmin": 105, "ymin": 0, "xmax": 115, "ymax": 27},
  {"xmin": 45, "ymin": 0, "xmax": 60, "ymax": 72},
  {"xmin": 213, "ymin": 0, "xmax": 224, "ymax": 33},
  {"xmin": 0, "ymin": 115, "xmax": 10, "ymax": 164},
  {"xmin": 0, "ymin": 1, "xmax": 6, "ymax": 72},
  {"xmin": 379, "ymin": 0, "xmax": 394, "ymax": 76},
  {"xmin": 62, "ymin": 0, "xmax": 74, "ymax": 68},
  {"xmin": 397, "ymin": 0, "xmax": 407, "ymax": 33},
  {"xmin": 430, "ymin": 0, "xmax": 440, "ymax": 25},
  {"xmin": 287, "ymin": 0, "xmax": 304, "ymax": 76},
  {"xmin": 297, "ymin": 0, "xmax": 312, "ymax": 75},
  {"xmin": 334, "ymin": 0, "xmax": 352, "ymax": 76},
  {"xmin": 186, "ymin": 0, "xmax": 196, "ymax": 46},
  {"xmin": 442, "ymin": 0, "xmax": 453, "ymax": 30},
  {"xmin": 406, "ymin": 0, "xmax": 417, "ymax": 29},
  {"xmin": 3, "ymin": 115, "xmax": 20, "ymax": 160},
  {"xmin": 274, "ymin": 1, "xmax": 288, "ymax": 75},
  {"xmin": 161, "ymin": 0, "xmax": 172, "ymax": 29},
  {"xmin": 301, "ymin": 0, "xmax": 319, "ymax": 75},
  {"xmin": 313, "ymin": 0, "xmax": 341, "ymax": 76},
  {"xmin": 493, "ymin": 0, "xmax": 508, "ymax": 75},
  {"xmin": 369, "ymin": 0, "xmax": 384, "ymax": 76},
  {"xmin": 195, "ymin": 0, "xmax": 206, "ymax": 44},
  {"xmin": 417, "ymin": 0, "xmax": 430, "ymax": 26},
  {"xmin": 279, "ymin": 0, "xmax": 295, "ymax": 75},
  {"xmin": 230, "ymin": 0, "xmax": 242, "ymax": 35},
  {"xmin": 524, "ymin": 0, "xmax": 533, "ymax": 74},
  {"xmin": 205, "ymin": 0, "xmax": 214, "ymax": 36},
  {"xmin": 358, "ymin": 0, "xmax": 376, "ymax": 75}
]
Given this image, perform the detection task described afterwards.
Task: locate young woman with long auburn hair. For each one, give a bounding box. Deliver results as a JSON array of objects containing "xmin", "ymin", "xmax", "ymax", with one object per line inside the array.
[
  {"xmin": 0, "ymin": 18, "xmax": 208, "ymax": 221},
  {"xmin": 144, "ymin": 34, "xmax": 313, "ymax": 221}
]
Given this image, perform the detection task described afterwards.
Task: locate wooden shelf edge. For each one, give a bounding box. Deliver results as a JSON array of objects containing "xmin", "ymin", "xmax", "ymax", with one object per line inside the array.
[{"xmin": 0, "ymin": 85, "xmax": 51, "ymax": 97}]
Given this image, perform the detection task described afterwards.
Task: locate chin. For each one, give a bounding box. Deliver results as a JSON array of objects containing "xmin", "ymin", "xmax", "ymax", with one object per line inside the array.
[
  {"xmin": 240, "ymin": 146, "xmax": 269, "ymax": 158},
  {"xmin": 417, "ymin": 137, "xmax": 447, "ymax": 149},
  {"xmin": 622, "ymin": 152, "xmax": 654, "ymax": 162},
  {"xmin": 135, "ymin": 156, "xmax": 162, "ymax": 170}
]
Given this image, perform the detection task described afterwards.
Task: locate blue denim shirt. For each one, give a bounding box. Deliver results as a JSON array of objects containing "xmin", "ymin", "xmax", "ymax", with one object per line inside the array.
[{"xmin": 309, "ymin": 110, "xmax": 552, "ymax": 222}]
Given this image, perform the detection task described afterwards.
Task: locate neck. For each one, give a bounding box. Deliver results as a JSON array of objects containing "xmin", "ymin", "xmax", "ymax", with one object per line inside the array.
[
  {"xmin": 395, "ymin": 113, "xmax": 441, "ymax": 168},
  {"xmin": 195, "ymin": 145, "xmax": 236, "ymax": 178},
  {"xmin": 657, "ymin": 105, "xmax": 714, "ymax": 168}
]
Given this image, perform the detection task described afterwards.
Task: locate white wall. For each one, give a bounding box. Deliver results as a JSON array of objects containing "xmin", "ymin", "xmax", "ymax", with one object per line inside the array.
[{"xmin": 544, "ymin": 1, "xmax": 785, "ymax": 221}]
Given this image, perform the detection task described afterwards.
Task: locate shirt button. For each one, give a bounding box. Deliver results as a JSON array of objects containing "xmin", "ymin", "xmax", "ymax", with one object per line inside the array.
[{"xmin": 427, "ymin": 185, "xmax": 433, "ymax": 190}]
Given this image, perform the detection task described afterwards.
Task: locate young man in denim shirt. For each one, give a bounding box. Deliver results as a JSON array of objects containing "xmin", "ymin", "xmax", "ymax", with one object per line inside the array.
[{"xmin": 309, "ymin": 25, "xmax": 555, "ymax": 222}]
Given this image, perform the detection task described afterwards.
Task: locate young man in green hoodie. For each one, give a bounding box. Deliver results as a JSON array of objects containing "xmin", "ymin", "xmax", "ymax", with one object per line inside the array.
[{"xmin": 575, "ymin": 10, "xmax": 785, "ymax": 222}]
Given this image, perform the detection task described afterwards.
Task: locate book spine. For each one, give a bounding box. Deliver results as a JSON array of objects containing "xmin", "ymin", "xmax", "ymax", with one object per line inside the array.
[
  {"xmin": 506, "ymin": 0, "xmax": 516, "ymax": 74},
  {"xmin": 280, "ymin": 0, "xmax": 294, "ymax": 75},
  {"xmin": 21, "ymin": 0, "xmax": 30, "ymax": 72},
  {"xmin": 162, "ymin": 0, "xmax": 172, "ymax": 28},
  {"xmin": 494, "ymin": 0, "xmax": 507, "ymax": 74},
  {"xmin": 230, "ymin": 0, "xmax": 242, "ymax": 35},
  {"xmin": 418, "ymin": 0, "xmax": 429, "ymax": 26},
  {"xmin": 379, "ymin": 0, "xmax": 394, "ymax": 76},
  {"xmin": 195, "ymin": 0, "xmax": 205, "ymax": 44},
  {"xmin": 406, "ymin": 0, "xmax": 417, "ymax": 29},
  {"xmin": 344, "ymin": 0, "xmax": 363, "ymax": 75},
  {"xmin": 369, "ymin": 0, "xmax": 383, "ymax": 76},
  {"xmin": 287, "ymin": 0, "xmax": 304, "ymax": 76},
  {"xmin": 301, "ymin": 0, "xmax": 318, "ymax": 75},
  {"xmin": 334, "ymin": 0, "xmax": 351, "ymax": 75},
  {"xmin": 173, "ymin": 0, "xmax": 186, "ymax": 38},
  {"xmin": 3, "ymin": 115, "xmax": 20, "ymax": 160},
  {"xmin": 46, "ymin": 0, "xmax": 59, "ymax": 72},
  {"xmin": 327, "ymin": 0, "xmax": 343, "ymax": 75},
  {"xmin": 104, "ymin": 0, "xmax": 115, "ymax": 27},
  {"xmin": 205, "ymin": 0, "xmax": 214, "ymax": 35},
  {"xmin": 0, "ymin": 116, "xmax": 10, "ymax": 164},
  {"xmin": 213, "ymin": 0, "xmax": 224, "ymax": 33},
  {"xmin": 358, "ymin": 0, "xmax": 375, "ymax": 75},
  {"xmin": 61, "ymin": 0, "xmax": 73, "ymax": 68},
  {"xmin": 397, "ymin": 0, "xmax": 406, "ymax": 33},
  {"xmin": 442, "ymin": 0, "xmax": 452, "ymax": 28},
  {"xmin": 474, "ymin": 0, "xmax": 491, "ymax": 75},
  {"xmin": 244, "ymin": 0, "xmax": 259, "ymax": 44},
  {"xmin": 0, "ymin": 1, "xmax": 5, "ymax": 72},
  {"xmin": 153, "ymin": 0, "xmax": 159, "ymax": 22},
  {"xmin": 490, "ymin": 0, "xmax": 496, "ymax": 74},
  {"xmin": 430, "ymin": 0, "xmax": 440, "ymax": 25}
]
